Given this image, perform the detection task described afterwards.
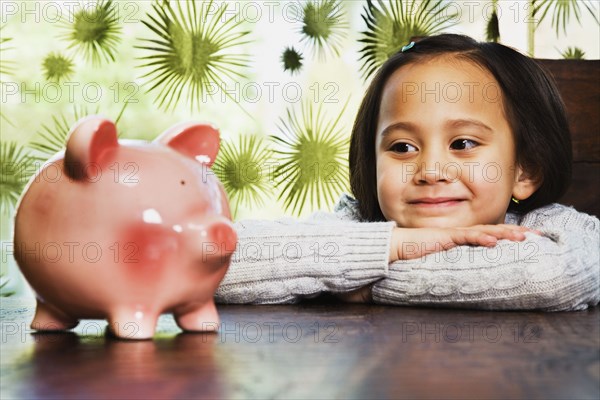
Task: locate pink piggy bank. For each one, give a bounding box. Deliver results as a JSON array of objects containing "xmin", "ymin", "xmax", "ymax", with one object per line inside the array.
[{"xmin": 13, "ymin": 116, "xmax": 237, "ymax": 339}]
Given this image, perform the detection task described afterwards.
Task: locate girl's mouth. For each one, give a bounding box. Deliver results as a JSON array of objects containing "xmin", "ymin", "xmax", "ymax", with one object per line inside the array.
[{"xmin": 408, "ymin": 198, "xmax": 466, "ymax": 207}]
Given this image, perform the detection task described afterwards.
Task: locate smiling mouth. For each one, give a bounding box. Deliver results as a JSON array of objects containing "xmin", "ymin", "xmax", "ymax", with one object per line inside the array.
[{"xmin": 408, "ymin": 198, "xmax": 466, "ymax": 207}]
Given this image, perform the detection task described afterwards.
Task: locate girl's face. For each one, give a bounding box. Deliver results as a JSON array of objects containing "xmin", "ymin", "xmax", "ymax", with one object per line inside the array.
[{"xmin": 375, "ymin": 57, "xmax": 536, "ymax": 228}]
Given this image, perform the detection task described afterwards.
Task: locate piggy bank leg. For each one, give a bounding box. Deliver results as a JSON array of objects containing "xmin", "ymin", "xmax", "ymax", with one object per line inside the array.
[
  {"xmin": 107, "ymin": 308, "xmax": 159, "ymax": 340},
  {"xmin": 31, "ymin": 300, "xmax": 79, "ymax": 331},
  {"xmin": 175, "ymin": 301, "xmax": 220, "ymax": 332}
]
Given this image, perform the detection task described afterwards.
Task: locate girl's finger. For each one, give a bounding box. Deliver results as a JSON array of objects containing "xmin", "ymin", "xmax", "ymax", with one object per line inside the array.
[
  {"xmin": 488, "ymin": 224, "xmax": 541, "ymax": 235},
  {"xmin": 458, "ymin": 230, "xmax": 498, "ymax": 247},
  {"xmin": 471, "ymin": 225, "xmax": 527, "ymax": 241}
]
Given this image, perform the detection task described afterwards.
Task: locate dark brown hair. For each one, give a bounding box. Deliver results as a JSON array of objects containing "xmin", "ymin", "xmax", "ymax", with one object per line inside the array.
[{"xmin": 350, "ymin": 34, "xmax": 572, "ymax": 221}]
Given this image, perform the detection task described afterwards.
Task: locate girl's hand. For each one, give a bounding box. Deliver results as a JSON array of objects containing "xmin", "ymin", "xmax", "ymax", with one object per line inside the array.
[
  {"xmin": 339, "ymin": 224, "xmax": 541, "ymax": 303},
  {"xmin": 389, "ymin": 224, "xmax": 541, "ymax": 262}
]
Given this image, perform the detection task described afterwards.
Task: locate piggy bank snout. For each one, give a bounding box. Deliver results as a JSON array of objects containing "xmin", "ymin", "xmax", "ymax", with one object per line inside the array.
[
  {"xmin": 186, "ymin": 218, "xmax": 237, "ymax": 262},
  {"xmin": 206, "ymin": 220, "xmax": 237, "ymax": 257}
]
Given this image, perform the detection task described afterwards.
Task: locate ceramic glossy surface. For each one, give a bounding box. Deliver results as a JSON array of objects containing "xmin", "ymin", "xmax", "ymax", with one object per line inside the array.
[{"xmin": 13, "ymin": 116, "xmax": 237, "ymax": 339}]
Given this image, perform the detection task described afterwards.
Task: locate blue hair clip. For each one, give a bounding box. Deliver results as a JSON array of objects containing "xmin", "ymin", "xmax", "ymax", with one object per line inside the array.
[{"xmin": 401, "ymin": 41, "xmax": 415, "ymax": 53}]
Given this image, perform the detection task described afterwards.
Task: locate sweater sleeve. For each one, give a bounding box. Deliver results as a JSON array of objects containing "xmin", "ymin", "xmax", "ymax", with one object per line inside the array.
[
  {"xmin": 215, "ymin": 212, "xmax": 395, "ymax": 304},
  {"xmin": 372, "ymin": 204, "xmax": 600, "ymax": 311}
]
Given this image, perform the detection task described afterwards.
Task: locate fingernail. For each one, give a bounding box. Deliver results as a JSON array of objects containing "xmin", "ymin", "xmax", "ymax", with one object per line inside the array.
[{"xmin": 516, "ymin": 232, "xmax": 526, "ymax": 240}]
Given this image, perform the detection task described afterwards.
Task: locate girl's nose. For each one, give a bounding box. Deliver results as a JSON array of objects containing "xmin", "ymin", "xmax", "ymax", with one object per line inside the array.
[
  {"xmin": 413, "ymin": 150, "xmax": 456, "ymax": 185},
  {"xmin": 415, "ymin": 163, "xmax": 446, "ymax": 184}
]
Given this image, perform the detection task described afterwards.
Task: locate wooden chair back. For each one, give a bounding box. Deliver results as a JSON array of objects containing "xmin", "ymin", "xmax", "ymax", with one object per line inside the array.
[{"xmin": 537, "ymin": 60, "xmax": 600, "ymax": 217}]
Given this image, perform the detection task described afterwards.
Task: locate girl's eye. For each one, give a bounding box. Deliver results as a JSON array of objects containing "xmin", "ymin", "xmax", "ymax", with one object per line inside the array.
[
  {"xmin": 390, "ymin": 142, "xmax": 418, "ymax": 153},
  {"xmin": 450, "ymin": 139, "xmax": 478, "ymax": 150}
]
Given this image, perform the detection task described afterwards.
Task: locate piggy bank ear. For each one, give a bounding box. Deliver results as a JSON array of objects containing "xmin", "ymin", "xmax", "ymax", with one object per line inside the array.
[
  {"xmin": 155, "ymin": 122, "xmax": 220, "ymax": 167},
  {"xmin": 64, "ymin": 116, "xmax": 118, "ymax": 180}
]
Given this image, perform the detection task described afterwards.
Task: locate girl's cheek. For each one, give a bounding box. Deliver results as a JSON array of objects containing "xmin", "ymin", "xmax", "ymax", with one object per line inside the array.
[
  {"xmin": 459, "ymin": 161, "xmax": 497, "ymax": 187},
  {"xmin": 376, "ymin": 174, "xmax": 391, "ymax": 202},
  {"xmin": 378, "ymin": 173, "xmax": 402, "ymax": 206}
]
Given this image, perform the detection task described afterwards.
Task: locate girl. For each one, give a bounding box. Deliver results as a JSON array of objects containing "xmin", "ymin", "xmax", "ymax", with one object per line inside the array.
[{"xmin": 215, "ymin": 34, "xmax": 599, "ymax": 311}]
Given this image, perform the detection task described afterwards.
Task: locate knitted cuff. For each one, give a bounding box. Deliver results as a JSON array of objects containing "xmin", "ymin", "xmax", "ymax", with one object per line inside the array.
[{"xmin": 216, "ymin": 219, "xmax": 395, "ymax": 304}]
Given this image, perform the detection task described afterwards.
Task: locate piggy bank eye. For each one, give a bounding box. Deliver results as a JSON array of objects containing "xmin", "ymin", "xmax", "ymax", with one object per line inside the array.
[{"xmin": 180, "ymin": 180, "xmax": 186, "ymax": 185}]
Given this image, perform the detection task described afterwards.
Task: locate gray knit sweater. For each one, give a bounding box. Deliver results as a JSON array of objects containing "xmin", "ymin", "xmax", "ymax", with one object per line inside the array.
[{"xmin": 215, "ymin": 195, "xmax": 600, "ymax": 311}]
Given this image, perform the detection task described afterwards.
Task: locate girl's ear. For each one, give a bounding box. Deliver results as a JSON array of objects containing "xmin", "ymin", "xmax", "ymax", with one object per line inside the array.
[{"xmin": 512, "ymin": 165, "xmax": 542, "ymax": 201}]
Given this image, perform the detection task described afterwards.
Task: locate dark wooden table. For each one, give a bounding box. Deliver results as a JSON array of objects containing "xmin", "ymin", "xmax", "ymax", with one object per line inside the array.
[{"xmin": 1, "ymin": 297, "xmax": 598, "ymax": 400}]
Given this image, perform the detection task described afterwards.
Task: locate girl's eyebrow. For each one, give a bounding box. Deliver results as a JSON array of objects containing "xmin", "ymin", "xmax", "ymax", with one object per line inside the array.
[
  {"xmin": 446, "ymin": 118, "xmax": 494, "ymax": 132},
  {"xmin": 380, "ymin": 119, "xmax": 493, "ymax": 137},
  {"xmin": 380, "ymin": 121, "xmax": 419, "ymax": 137}
]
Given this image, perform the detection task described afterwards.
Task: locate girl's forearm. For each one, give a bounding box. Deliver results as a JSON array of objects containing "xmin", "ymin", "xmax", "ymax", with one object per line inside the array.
[
  {"xmin": 373, "ymin": 204, "xmax": 600, "ymax": 311},
  {"xmin": 215, "ymin": 217, "xmax": 395, "ymax": 304}
]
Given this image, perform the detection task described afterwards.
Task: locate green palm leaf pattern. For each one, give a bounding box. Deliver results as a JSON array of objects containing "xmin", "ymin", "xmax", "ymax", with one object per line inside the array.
[
  {"xmin": 560, "ymin": 46, "xmax": 586, "ymax": 60},
  {"xmin": 486, "ymin": 10, "xmax": 500, "ymax": 42},
  {"xmin": 358, "ymin": 0, "xmax": 458, "ymax": 79},
  {"xmin": 281, "ymin": 47, "xmax": 304, "ymax": 74},
  {"xmin": 212, "ymin": 135, "xmax": 272, "ymax": 217},
  {"xmin": 136, "ymin": 0, "xmax": 251, "ymax": 111},
  {"xmin": 43, "ymin": 52, "xmax": 75, "ymax": 82},
  {"xmin": 271, "ymin": 101, "xmax": 349, "ymax": 216},
  {"xmin": 0, "ymin": 272, "xmax": 15, "ymax": 297},
  {"xmin": 300, "ymin": 0, "xmax": 348, "ymax": 58},
  {"xmin": 485, "ymin": 0, "xmax": 500, "ymax": 43},
  {"xmin": 1, "ymin": 26, "xmax": 14, "ymax": 124},
  {"xmin": 0, "ymin": 141, "xmax": 38, "ymax": 215},
  {"xmin": 534, "ymin": 0, "xmax": 599, "ymax": 36},
  {"xmin": 0, "ymin": 26, "xmax": 13, "ymax": 76},
  {"xmin": 61, "ymin": 0, "xmax": 122, "ymax": 65}
]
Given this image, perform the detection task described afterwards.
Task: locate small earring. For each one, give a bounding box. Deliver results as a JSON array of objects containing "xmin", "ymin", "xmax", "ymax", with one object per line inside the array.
[{"xmin": 511, "ymin": 197, "xmax": 520, "ymax": 204}]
